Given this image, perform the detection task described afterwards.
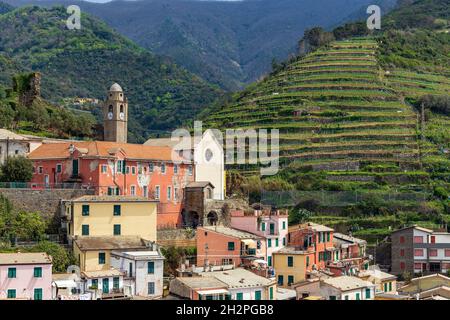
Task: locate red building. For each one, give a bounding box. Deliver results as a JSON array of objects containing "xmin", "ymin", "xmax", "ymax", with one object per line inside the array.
[
  {"xmin": 28, "ymin": 141, "xmax": 194, "ymax": 228},
  {"xmin": 287, "ymin": 222, "xmax": 334, "ymax": 271}
]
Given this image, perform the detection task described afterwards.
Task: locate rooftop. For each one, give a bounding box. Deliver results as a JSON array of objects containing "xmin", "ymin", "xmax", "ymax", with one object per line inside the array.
[
  {"xmin": 72, "ymin": 195, "xmax": 158, "ymax": 203},
  {"xmin": 144, "ymin": 137, "xmax": 194, "ymax": 150},
  {"xmin": 200, "ymin": 226, "xmax": 261, "ymax": 240},
  {"xmin": 275, "ymin": 246, "xmax": 313, "ymax": 255},
  {"xmin": 111, "ymin": 250, "xmax": 165, "ymax": 260},
  {"xmin": 323, "ymin": 276, "xmax": 374, "ymax": 291},
  {"xmin": 174, "ymin": 277, "xmax": 228, "ymax": 290},
  {"xmin": 289, "ymin": 222, "xmax": 333, "ymax": 233},
  {"xmin": 73, "ymin": 236, "xmax": 146, "ymax": 250},
  {"xmin": 202, "ymin": 268, "xmax": 275, "ymax": 289},
  {"xmin": 109, "ymin": 83, "xmax": 123, "ymax": 92},
  {"xmin": 358, "ymin": 269, "xmax": 397, "ymax": 281},
  {"xmin": 28, "ymin": 141, "xmax": 185, "ymax": 162},
  {"xmin": 186, "ymin": 181, "xmax": 215, "ymax": 189},
  {"xmin": 0, "ymin": 252, "xmax": 52, "ymax": 265},
  {"xmin": 391, "ymin": 225, "xmax": 434, "ymax": 234},
  {"xmin": 0, "ymin": 129, "xmax": 28, "ymax": 141},
  {"xmin": 333, "ymin": 232, "xmax": 367, "ymax": 245},
  {"xmin": 82, "ymin": 269, "xmax": 124, "ymax": 279}
]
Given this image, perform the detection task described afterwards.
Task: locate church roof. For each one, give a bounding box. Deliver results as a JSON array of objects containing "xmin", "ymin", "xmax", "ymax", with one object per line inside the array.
[{"xmin": 109, "ymin": 83, "xmax": 123, "ymax": 92}]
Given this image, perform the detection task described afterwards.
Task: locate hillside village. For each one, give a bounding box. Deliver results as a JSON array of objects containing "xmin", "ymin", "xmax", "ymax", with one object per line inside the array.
[{"xmin": 0, "ymin": 0, "xmax": 449, "ymax": 304}]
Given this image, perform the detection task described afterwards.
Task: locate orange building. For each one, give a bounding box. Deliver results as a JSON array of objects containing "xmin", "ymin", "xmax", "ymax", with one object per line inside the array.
[
  {"xmin": 28, "ymin": 141, "xmax": 194, "ymax": 228},
  {"xmin": 287, "ymin": 222, "xmax": 334, "ymax": 270}
]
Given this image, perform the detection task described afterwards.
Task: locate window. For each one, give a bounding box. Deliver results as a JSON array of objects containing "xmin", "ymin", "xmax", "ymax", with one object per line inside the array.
[
  {"xmin": 91, "ymin": 279, "xmax": 98, "ymax": 289},
  {"xmin": 327, "ymin": 232, "xmax": 330, "ymax": 242},
  {"xmin": 429, "ymin": 249, "xmax": 438, "ymax": 257},
  {"xmin": 389, "ymin": 282, "xmax": 392, "ymax": 292},
  {"xmin": 236, "ymin": 292, "xmax": 243, "ymax": 300},
  {"xmin": 288, "ymin": 275, "xmax": 294, "ymax": 285},
  {"xmin": 117, "ymin": 160, "xmax": 125, "ymax": 174},
  {"xmin": 113, "ymin": 205, "xmax": 121, "ymax": 216},
  {"xmin": 344, "ymin": 295, "xmax": 349, "ymax": 300},
  {"xmin": 174, "ymin": 164, "xmax": 178, "ymax": 174},
  {"xmin": 356, "ymin": 293, "xmax": 360, "ymax": 300},
  {"xmin": 113, "ymin": 277, "xmax": 119, "ymax": 290},
  {"xmin": 365, "ymin": 288, "xmax": 371, "ymax": 299},
  {"xmin": 113, "ymin": 224, "xmax": 121, "ymax": 235},
  {"xmin": 125, "ymin": 166, "xmax": 130, "ymax": 174},
  {"xmin": 400, "ymin": 249, "xmax": 405, "ymax": 257},
  {"xmin": 278, "ymin": 275, "xmax": 284, "ymax": 286},
  {"xmin": 445, "ymin": 249, "xmax": 450, "ymax": 257},
  {"xmin": 268, "ymin": 256, "xmax": 272, "ymax": 267},
  {"xmin": 167, "ymin": 186, "xmax": 172, "ymax": 201},
  {"xmin": 7, "ymin": 267, "xmax": 16, "ymax": 278},
  {"xmin": 275, "ymin": 238, "xmax": 279, "ymax": 247},
  {"xmin": 261, "ymin": 223, "xmax": 266, "ymax": 231},
  {"xmin": 329, "ymin": 295, "xmax": 336, "ymax": 300},
  {"xmin": 227, "ymin": 242, "xmax": 235, "ymax": 251},
  {"xmin": 34, "ymin": 288, "xmax": 43, "ymax": 300},
  {"xmin": 98, "ymin": 252, "xmax": 106, "ymax": 264},
  {"xmin": 56, "ymin": 164, "xmax": 62, "ymax": 173},
  {"xmin": 174, "ymin": 187, "xmax": 179, "ymax": 201},
  {"xmin": 7, "ymin": 289, "xmax": 16, "ymax": 299},
  {"xmin": 82, "ymin": 224, "xmax": 89, "ymax": 236},
  {"xmin": 287, "ymin": 256, "xmax": 293, "ymax": 267},
  {"xmin": 148, "ymin": 282, "xmax": 155, "ymax": 295},
  {"xmin": 255, "ymin": 290, "xmax": 262, "ymax": 300},
  {"xmin": 143, "ymin": 186, "xmax": 148, "ymax": 198},
  {"xmin": 268, "ymin": 239, "xmax": 272, "ymax": 248},
  {"xmin": 282, "ymin": 221, "xmax": 286, "ymax": 230},
  {"xmin": 188, "ymin": 165, "xmax": 193, "ymax": 176},
  {"xmin": 148, "ymin": 262, "xmax": 155, "ymax": 274},
  {"xmin": 34, "ymin": 267, "xmax": 42, "ymax": 278},
  {"xmin": 414, "ymin": 249, "xmax": 424, "ymax": 257},
  {"xmin": 101, "ymin": 165, "xmax": 108, "ymax": 173},
  {"xmin": 306, "ymin": 256, "xmax": 310, "ymax": 267},
  {"xmin": 149, "ymin": 163, "xmax": 154, "ymax": 172},
  {"xmin": 269, "ymin": 287, "xmax": 274, "ymax": 300},
  {"xmin": 400, "ymin": 262, "xmax": 405, "ymax": 270},
  {"xmin": 283, "ymin": 237, "xmax": 286, "ymax": 246},
  {"xmin": 414, "ymin": 263, "xmax": 422, "ymax": 270},
  {"xmin": 384, "ymin": 283, "xmax": 388, "ymax": 292},
  {"xmin": 400, "ymin": 236, "xmax": 405, "ymax": 244},
  {"xmin": 222, "ymin": 258, "xmax": 233, "ymax": 265},
  {"xmin": 155, "ymin": 186, "xmax": 160, "ymax": 200},
  {"xmin": 430, "ymin": 236, "xmax": 435, "ymax": 244},
  {"xmin": 131, "ymin": 166, "xmax": 136, "ymax": 175},
  {"xmin": 82, "ymin": 205, "xmax": 90, "ymax": 216},
  {"xmin": 38, "ymin": 166, "xmax": 43, "ymax": 174},
  {"xmin": 414, "ymin": 236, "xmax": 423, "ymax": 243},
  {"xmin": 161, "ymin": 163, "xmax": 166, "ymax": 174},
  {"xmin": 130, "ymin": 185, "xmax": 136, "ymax": 196}
]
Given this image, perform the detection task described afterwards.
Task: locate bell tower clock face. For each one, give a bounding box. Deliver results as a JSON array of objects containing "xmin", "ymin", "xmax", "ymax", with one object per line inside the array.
[
  {"xmin": 108, "ymin": 112, "xmax": 113, "ymax": 120},
  {"xmin": 119, "ymin": 112, "xmax": 125, "ymax": 120}
]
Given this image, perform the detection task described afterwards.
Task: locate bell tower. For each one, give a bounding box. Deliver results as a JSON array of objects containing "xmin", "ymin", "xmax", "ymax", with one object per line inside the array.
[{"xmin": 103, "ymin": 83, "xmax": 128, "ymax": 143}]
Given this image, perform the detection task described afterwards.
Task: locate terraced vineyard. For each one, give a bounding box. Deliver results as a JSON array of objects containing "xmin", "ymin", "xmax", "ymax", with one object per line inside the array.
[{"xmin": 206, "ymin": 36, "xmax": 449, "ymax": 214}]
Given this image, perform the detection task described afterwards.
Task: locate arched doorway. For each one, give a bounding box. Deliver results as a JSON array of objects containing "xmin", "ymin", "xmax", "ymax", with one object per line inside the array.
[
  {"xmin": 188, "ymin": 211, "xmax": 200, "ymax": 228},
  {"xmin": 206, "ymin": 211, "xmax": 218, "ymax": 226}
]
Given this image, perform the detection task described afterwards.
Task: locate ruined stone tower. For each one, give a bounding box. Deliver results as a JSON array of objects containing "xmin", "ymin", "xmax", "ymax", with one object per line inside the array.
[{"xmin": 103, "ymin": 83, "xmax": 128, "ymax": 143}]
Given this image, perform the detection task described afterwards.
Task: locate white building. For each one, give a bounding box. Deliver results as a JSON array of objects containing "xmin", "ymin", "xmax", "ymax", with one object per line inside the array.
[
  {"xmin": 81, "ymin": 269, "xmax": 125, "ymax": 299},
  {"xmin": 110, "ymin": 250, "xmax": 165, "ymax": 299},
  {"xmin": 0, "ymin": 129, "xmax": 42, "ymax": 165}
]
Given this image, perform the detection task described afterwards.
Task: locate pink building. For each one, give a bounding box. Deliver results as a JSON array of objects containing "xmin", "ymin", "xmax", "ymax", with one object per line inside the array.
[
  {"xmin": 230, "ymin": 209, "xmax": 289, "ymax": 268},
  {"xmin": 0, "ymin": 252, "xmax": 52, "ymax": 300}
]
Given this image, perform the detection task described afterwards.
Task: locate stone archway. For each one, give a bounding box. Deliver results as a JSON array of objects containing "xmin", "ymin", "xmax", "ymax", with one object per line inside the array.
[
  {"xmin": 206, "ymin": 211, "xmax": 219, "ymax": 226},
  {"xmin": 186, "ymin": 211, "xmax": 200, "ymax": 228}
]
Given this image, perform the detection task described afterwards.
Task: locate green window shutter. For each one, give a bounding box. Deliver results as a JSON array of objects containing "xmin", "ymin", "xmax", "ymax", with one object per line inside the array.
[
  {"xmin": 114, "ymin": 224, "xmax": 121, "ymax": 235},
  {"xmin": 282, "ymin": 221, "xmax": 286, "ymax": 230},
  {"xmin": 255, "ymin": 290, "xmax": 261, "ymax": 300},
  {"xmin": 7, "ymin": 289, "xmax": 16, "ymax": 298},
  {"xmin": 8, "ymin": 267, "xmax": 16, "ymax": 278},
  {"xmin": 287, "ymin": 256, "xmax": 293, "ymax": 267},
  {"xmin": 34, "ymin": 288, "xmax": 43, "ymax": 300},
  {"xmin": 261, "ymin": 223, "xmax": 265, "ymax": 231},
  {"xmin": 306, "ymin": 256, "xmax": 310, "ymax": 267},
  {"xmin": 227, "ymin": 242, "xmax": 235, "ymax": 251},
  {"xmin": 389, "ymin": 282, "xmax": 392, "ymax": 291},
  {"xmin": 148, "ymin": 282, "xmax": 155, "ymax": 295},
  {"xmin": 113, "ymin": 205, "xmax": 121, "ymax": 216},
  {"xmin": 236, "ymin": 292, "xmax": 243, "ymax": 300},
  {"xmin": 275, "ymin": 238, "xmax": 279, "ymax": 247},
  {"xmin": 268, "ymin": 239, "xmax": 272, "ymax": 248},
  {"xmin": 99, "ymin": 252, "xmax": 106, "ymax": 264},
  {"xmin": 268, "ymin": 256, "xmax": 272, "ymax": 266},
  {"xmin": 330, "ymin": 295, "xmax": 336, "ymax": 300},
  {"xmin": 356, "ymin": 293, "xmax": 360, "ymax": 300},
  {"xmin": 345, "ymin": 295, "xmax": 349, "ymax": 300},
  {"xmin": 34, "ymin": 267, "xmax": 42, "ymax": 278},
  {"xmin": 148, "ymin": 261, "xmax": 155, "ymax": 274},
  {"xmin": 82, "ymin": 224, "xmax": 89, "ymax": 236},
  {"xmin": 283, "ymin": 237, "xmax": 286, "ymax": 246},
  {"xmin": 327, "ymin": 232, "xmax": 330, "ymax": 242},
  {"xmin": 384, "ymin": 283, "xmax": 387, "ymax": 292},
  {"xmin": 113, "ymin": 277, "xmax": 120, "ymax": 289},
  {"xmin": 82, "ymin": 205, "xmax": 90, "ymax": 216},
  {"xmin": 269, "ymin": 287, "xmax": 274, "ymax": 300},
  {"xmin": 278, "ymin": 275, "xmax": 284, "ymax": 286},
  {"xmin": 365, "ymin": 288, "xmax": 371, "ymax": 299}
]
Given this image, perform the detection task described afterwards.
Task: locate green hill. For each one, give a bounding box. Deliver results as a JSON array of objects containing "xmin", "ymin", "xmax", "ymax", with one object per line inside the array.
[
  {"xmin": 0, "ymin": 5, "xmax": 222, "ymax": 142},
  {"xmin": 204, "ymin": 0, "xmax": 450, "ymax": 240}
]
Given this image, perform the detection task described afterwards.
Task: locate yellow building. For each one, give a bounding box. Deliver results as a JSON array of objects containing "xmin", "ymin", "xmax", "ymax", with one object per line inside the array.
[
  {"xmin": 398, "ymin": 273, "xmax": 450, "ymax": 295},
  {"xmin": 73, "ymin": 236, "xmax": 148, "ymax": 271},
  {"xmin": 358, "ymin": 268, "xmax": 397, "ymax": 294},
  {"xmin": 65, "ymin": 196, "xmax": 158, "ymax": 241},
  {"xmin": 273, "ymin": 247, "xmax": 314, "ymax": 288}
]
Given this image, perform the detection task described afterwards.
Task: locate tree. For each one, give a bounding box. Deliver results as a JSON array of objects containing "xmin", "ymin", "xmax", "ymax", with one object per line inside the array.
[
  {"xmin": 28, "ymin": 241, "xmax": 76, "ymax": 273},
  {"xmin": 0, "ymin": 156, "xmax": 33, "ymax": 182},
  {"xmin": 289, "ymin": 207, "xmax": 313, "ymax": 225}
]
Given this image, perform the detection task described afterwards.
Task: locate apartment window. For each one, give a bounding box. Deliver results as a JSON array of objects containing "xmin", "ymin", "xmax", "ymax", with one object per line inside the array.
[
  {"xmin": 117, "ymin": 160, "xmax": 125, "ymax": 174},
  {"xmin": 131, "ymin": 166, "xmax": 136, "ymax": 175},
  {"xmin": 430, "ymin": 236, "xmax": 436, "ymax": 243},
  {"xmin": 161, "ymin": 163, "xmax": 166, "ymax": 174},
  {"xmin": 149, "ymin": 163, "xmax": 154, "ymax": 172},
  {"xmin": 384, "ymin": 283, "xmax": 388, "ymax": 292},
  {"xmin": 7, "ymin": 267, "xmax": 16, "ymax": 278},
  {"xmin": 34, "ymin": 288, "xmax": 43, "ymax": 300},
  {"xmin": 261, "ymin": 223, "xmax": 266, "ymax": 231},
  {"xmin": 400, "ymin": 262, "xmax": 405, "ymax": 270},
  {"xmin": 275, "ymin": 238, "xmax": 279, "ymax": 247},
  {"xmin": 148, "ymin": 282, "xmax": 155, "ymax": 295},
  {"xmin": 227, "ymin": 242, "xmax": 235, "ymax": 251},
  {"xmin": 389, "ymin": 282, "xmax": 392, "ymax": 292},
  {"xmin": 269, "ymin": 287, "xmax": 274, "ymax": 300},
  {"xmin": 174, "ymin": 187, "xmax": 179, "ymax": 201},
  {"xmin": 56, "ymin": 164, "xmax": 62, "ymax": 173},
  {"xmin": 414, "ymin": 249, "xmax": 424, "ymax": 257},
  {"xmin": 414, "ymin": 236, "xmax": 423, "ymax": 244},
  {"xmin": 288, "ymin": 275, "xmax": 294, "ymax": 285},
  {"xmin": 344, "ymin": 295, "xmax": 349, "ymax": 300},
  {"xmin": 101, "ymin": 164, "xmax": 107, "ymax": 173},
  {"xmin": 98, "ymin": 252, "xmax": 106, "ymax": 264},
  {"xmin": 113, "ymin": 224, "xmax": 121, "ymax": 235},
  {"xmin": 167, "ymin": 186, "xmax": 172, "ymax": 201},
  {"xmin": 356, "ymin": 293, "xmax": 360, "ymax": 300},
  {"xmin": 130, "ymin": 185, "xmax": 136, "ymax": 196},
  {"xmin": 268, "ymin": 239, "xmax": 272, "ymax": 248},
  {"xmin": 143, "ymin": 186, "xmax": 148, "ymax": 198},
  {"xmin": 188, "ymin": 165, "xmax": 193, "ymax": 176},
  {"xmin": 82, "ymin": 205, "xmax": 90, "ymax": 216},
  {"xmin": 278, "ymin": 275, "xmax": 284, "ymax": 286},
  {"xmin": 429, "ymin": 249, "xmax": 438, "ymax": 257},
  {"xmin": 255, "ymin": 290, "xmax": 262, "ymax": 300},
  {"xmin": 365, "ymin": 288, "xmax": 371, "ymax": 299},
  {"xmin": 400, "ymin": 249, "xmax": 405, "ymax": 257},
  {"xmin": 125, "ymin": 166, "xmax": 130, "ymax": 174},
  {"xmin": 38, "ymin": 166, "xmax": 43, "ymax": 174},
  {"xmin": 445, "ymin": 249, "xmax": 450, "ymax": 257},
  {"xmin": 34, "ymin": 267, "xmax": 42, "ymax": 278},
  {"xmin": 400, "ymin": 236, "xmax": 405, "ymax": 244},
  {"xmin": 7, "ymin": 289, "xmax": 16, "ymax": 299},
  {"xmin": 113, "ymin": 205, "xmax": 121, "ymax": 216},
  {"xmin": 155, "ymin": 186, "xmax": 160, "ymax": 200},
  {"xmin": 287, "ymin": 256, "xmax": 293, "ymax": 267},
  {"xmin": 268, "ymin": 256, "xmax": 272, "ymax": 267},
  {"xmin": 282, "ymin": 221, "xmax": 286, "ymax": 230},
  {"xmin": 306, "ymin": 256, "xmax": 310, "ymax": 267},
  {"xmin": 283, "ymin": 237, "xmax": 286, "ymax": 246},
  {"xmin": 91, "ymin": 279, "xmax": 98, "ymax": 289},
  {"xmin": 236, "ymin": 292, "xmax": 243, "ymax": 300},
  {"xmin": 329, "ymin": 295, "xmax": 337, "ymax": 300},
  {"xmin": 222, "ymin": 258, "xmax": 233, "ymax": 265},
  {"xmin": 327, "ymin": 232, "xmax": 330, "ymax": 242},
  {"xmin": 174, "ymin": 164, "xmax": 178, "ymax": 174},
  {"xmin": 148, "ymin": 262, "xmax": 155, "ymax": 274},
  {"xmin": 82, "ymin": 224, "xmax": 89, "ymax": 236},
  {"xmin": 113, "ymin": 277, "xmax": 120, "ymax": 290}
]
